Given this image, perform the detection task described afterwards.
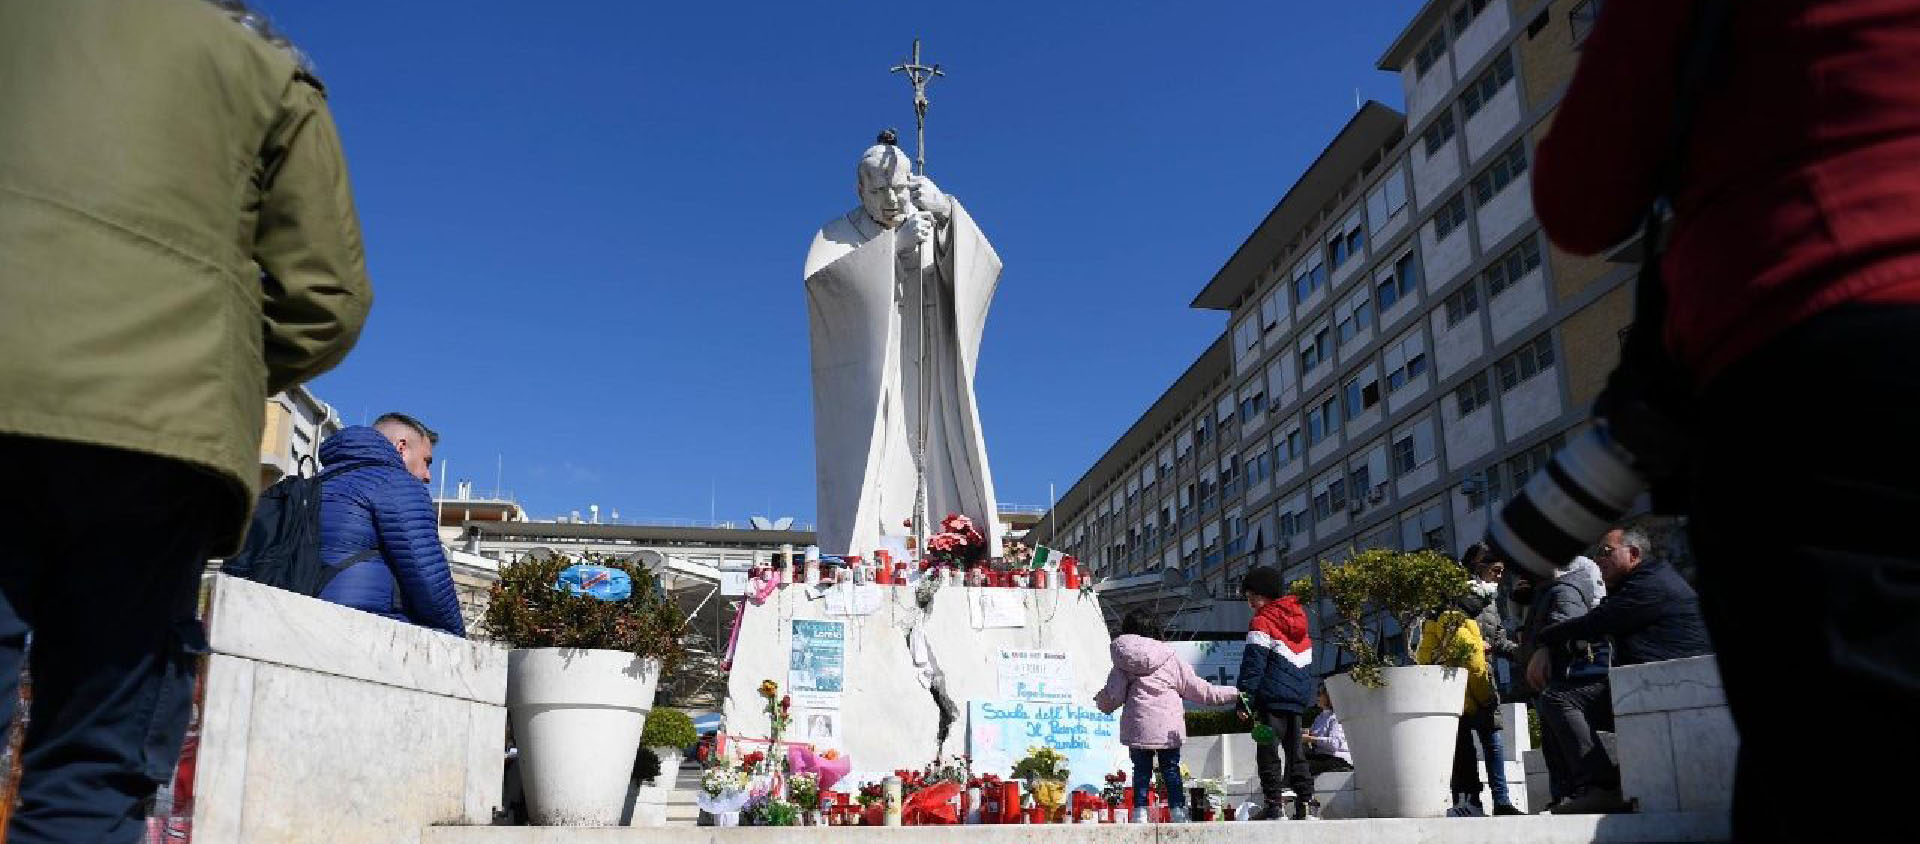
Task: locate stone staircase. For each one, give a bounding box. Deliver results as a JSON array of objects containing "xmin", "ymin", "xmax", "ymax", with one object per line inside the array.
[{"xmin": 664, "ymin": 762, "xmax": 701, "ymax": 825}]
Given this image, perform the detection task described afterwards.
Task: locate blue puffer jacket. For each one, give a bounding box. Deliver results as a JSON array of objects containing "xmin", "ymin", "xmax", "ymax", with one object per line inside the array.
[{"xmin": 315, "ymin": 426, "xmax": 466, "ymax": 636}]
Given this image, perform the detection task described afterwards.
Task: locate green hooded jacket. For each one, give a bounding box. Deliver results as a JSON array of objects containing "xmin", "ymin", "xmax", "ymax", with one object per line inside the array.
[{"xmin": 0, "ymin": 0, "xmax": 371, "ymax": 553}]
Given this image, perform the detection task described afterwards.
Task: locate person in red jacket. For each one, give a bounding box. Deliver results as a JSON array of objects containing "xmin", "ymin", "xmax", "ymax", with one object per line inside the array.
[{"xmin": 1533, "ymin": 2, "xmax": 1920, "ymax": 838}]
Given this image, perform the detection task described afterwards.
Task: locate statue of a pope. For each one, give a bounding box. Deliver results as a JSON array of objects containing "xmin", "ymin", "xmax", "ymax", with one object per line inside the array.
[{"xmin": 803, "ymin": 139, "xmax": 1002, "ymax": 559}]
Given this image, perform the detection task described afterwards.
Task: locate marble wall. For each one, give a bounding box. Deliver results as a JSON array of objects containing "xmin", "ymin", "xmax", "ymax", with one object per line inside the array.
[
  {"xmin": 1610, "ymin": 655, "xmax": 1738, "ymax": 814},
  {"xmin": 192, "ymin": 575, "xmax": 509, "ymax": 843}
]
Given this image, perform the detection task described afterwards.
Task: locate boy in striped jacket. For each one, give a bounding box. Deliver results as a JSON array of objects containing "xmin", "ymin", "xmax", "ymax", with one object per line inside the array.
[{"xmin": 1236, "ymin": 566, "xmax": 1316, "ymax": 820}]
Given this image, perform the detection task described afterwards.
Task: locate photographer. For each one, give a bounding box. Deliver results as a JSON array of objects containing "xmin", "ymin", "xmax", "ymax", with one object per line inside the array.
[
  {"xmin": 0, "ymin": 2, "xmax": 369, "ymax": 841},
  {"xmin": 1519, "ymin": 0, "xmax": 1920, "ymax": 836}
]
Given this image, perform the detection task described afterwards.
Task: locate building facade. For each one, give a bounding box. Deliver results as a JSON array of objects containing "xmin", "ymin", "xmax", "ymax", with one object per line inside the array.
[{"xmin": 1028, "ymin": 0, "xmax": 1630, "ymax": 666}]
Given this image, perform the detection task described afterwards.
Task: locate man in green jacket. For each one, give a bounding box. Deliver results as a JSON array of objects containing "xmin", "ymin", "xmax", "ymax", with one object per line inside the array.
[{"xmin": 0, "ymin": 1, "xmax": 371, "ymax": 840}]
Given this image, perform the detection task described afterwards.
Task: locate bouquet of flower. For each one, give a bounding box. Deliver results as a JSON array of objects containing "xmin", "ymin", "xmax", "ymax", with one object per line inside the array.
[
  {"xmin": 923, "ymin": 753, "xmax": 971, "ymax": 786},
  {"xmin": 787, "ymin": 772, "xmax": 821, "ymax": 813},
  {"xmin": 967, "ymin": 772, "xmax": 1002, "ymax": 790},
  {"xmin": 1009, "ymin": 745, "xmax": 1069, "ymax": 784},
  {"xmin": 750, "ymin": 796, "xmax": 800, "ymax": 826},
  {"xmin": 856, "ymin": 782, "xmax": 887, "ymax": 808},
  {"xmin": 1101, "ymin": 770, "xmax": 1128, "ymax": 804},
  {"xmin": 697, "ymin": 758, "xmax": 753, "ymax": 816},
  {"xmin": 739, "ymin": 750, "xmax": 767, "ymax": 774},
  {"xmin": 925, "ymin": 513, "xmax": 989, "ymax": 570}
]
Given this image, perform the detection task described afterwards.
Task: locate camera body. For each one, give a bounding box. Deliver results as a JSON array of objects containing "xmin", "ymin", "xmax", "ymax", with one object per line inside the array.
[{"xmin": 1487, "ymin": 425, "xmax": 1647, "ymax": 578}]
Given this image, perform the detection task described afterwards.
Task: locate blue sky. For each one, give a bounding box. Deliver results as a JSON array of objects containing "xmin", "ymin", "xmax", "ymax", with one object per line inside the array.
[{"xmin": 267, "ymin": 0, "xmax": 1428, "ymax": 525}]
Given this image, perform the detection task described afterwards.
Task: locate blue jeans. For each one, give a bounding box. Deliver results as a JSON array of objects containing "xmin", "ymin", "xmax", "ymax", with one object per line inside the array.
[
  {"xmin": 1129, "ymin": 747, "xmax": 1182, "ymax": 809},
  {"xmin": 0, "ymin": 438, "xmax": 218, "ymax": 844},
  {"xmin": 1449, "ymin": 708, "xmax": 1510, "ymax": 807}
]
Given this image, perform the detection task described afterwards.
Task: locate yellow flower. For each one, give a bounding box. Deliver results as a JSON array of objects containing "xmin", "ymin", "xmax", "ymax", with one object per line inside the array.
[{"xmin": 758, "ymin": 680, "xmax": 778, "ymax": 699}]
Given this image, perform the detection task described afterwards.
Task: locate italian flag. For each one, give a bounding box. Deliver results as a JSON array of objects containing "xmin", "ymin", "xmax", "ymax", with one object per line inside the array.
[{"xmin": 1031, "ymin": 544, "xmax": 1065, "ymax": 570}]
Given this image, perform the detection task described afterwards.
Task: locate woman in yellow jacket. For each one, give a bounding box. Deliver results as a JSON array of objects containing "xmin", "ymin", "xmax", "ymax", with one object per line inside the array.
[{"xmin": 1417, "ymin": 611, "xmax": 1519, "ymax": 816}]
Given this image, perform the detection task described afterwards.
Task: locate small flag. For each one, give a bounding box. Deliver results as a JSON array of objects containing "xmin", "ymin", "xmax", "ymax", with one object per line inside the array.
[{"xmin": 1030, "ymin": 545, "xmax": 1064, "ymax": 571}]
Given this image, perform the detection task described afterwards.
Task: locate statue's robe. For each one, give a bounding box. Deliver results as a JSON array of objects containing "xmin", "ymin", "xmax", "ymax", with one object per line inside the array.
[{"xmin": 803, "ymin": 201, "xmax": 1002, "ymax": 558}]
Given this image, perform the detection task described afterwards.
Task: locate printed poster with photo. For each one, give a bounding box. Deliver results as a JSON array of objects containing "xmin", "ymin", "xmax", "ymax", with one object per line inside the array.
[{"xmin": 788, "ymin": 619, "xmax": 845, "ymax": 710}]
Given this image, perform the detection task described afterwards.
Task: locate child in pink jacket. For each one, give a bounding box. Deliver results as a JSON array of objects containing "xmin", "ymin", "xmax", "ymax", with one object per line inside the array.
[{"xmin": 1094, "ymin": 609, "xmax": 1240, "ymax": 822}]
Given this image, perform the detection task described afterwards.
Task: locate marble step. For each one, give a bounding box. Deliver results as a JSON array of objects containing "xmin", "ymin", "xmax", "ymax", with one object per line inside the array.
[{"xmin": 431, "ymin": 811, "xmax": 1730, "ymax": 843}]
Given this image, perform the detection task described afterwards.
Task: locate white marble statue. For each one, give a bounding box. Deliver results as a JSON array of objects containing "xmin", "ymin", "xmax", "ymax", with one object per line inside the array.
[{"xmin": 803, "ymin": 141, "xmax": 1002, "ymax": 558}]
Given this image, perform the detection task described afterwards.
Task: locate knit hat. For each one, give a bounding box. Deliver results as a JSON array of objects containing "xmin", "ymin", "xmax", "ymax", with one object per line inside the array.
[{"xmin": 1242, "ymin": 565, "xmax": 1286, "ymax": 600}]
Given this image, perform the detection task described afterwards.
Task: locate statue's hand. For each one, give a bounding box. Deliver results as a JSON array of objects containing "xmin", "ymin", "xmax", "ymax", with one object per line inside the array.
[
  {"xmin": 896, "ymin": 210, "xmax": 935, "ymax": 257},
  {"xmin": 911, "ymin": 175, "xmax": 952, "ymax": 221}
]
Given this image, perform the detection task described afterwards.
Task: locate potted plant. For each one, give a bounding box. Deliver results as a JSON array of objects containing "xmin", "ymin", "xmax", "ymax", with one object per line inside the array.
[
  {"xmin": 641, "ymin": 707, "xmax": 697, "ymax": 775},
  {"xmin": 622, "ymin": 746, "xmax": 668, "ymax": 827},
  {"xmin": 1010, "ymin": 745, "xmax": 1069, "ymax": 823},
  {"xmin": 1291, "ymin": 547, "xmax": 1473, "ymax": 818},
  {"xmin": 486, "ymin": 553, "xmax": 688, "ymax": 825}
]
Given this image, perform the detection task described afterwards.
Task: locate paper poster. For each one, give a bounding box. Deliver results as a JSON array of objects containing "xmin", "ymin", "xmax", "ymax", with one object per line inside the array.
[
  {"xmin": 973, "ymin": 588, "xmax": 1027, "ymax": 628},
  {"xmin": 966, "ymin": 700, "xmax": 1126, "ymax": 791},
  {"xmin": 996, "ymin": 649, "xmax": 1075, "ymax": 704},
  {"xmin": 1164, "ymin": 639, "xmax": 1246, "ymax": 697},
  {"xmin": 796, "ymin": 707, "xmax": 842, "ymax": 749},
  {"xmin": 788, "ymin": 619, "xmax": 845, "ymax": 709},
  {"xmin": 823, "ymin": 583, "xmax": 882, "ymax": 616}
]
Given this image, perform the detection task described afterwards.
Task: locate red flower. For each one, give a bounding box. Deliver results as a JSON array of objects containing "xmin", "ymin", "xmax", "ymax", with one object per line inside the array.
[
  {"xmin": 940, "ymin": 513, "xmax": 974, "ymax": 533},
  {"xmin": 780, "ymin": 695, "xmax": 792, "ymax": 712},
  {"xmin": 742, "ymin": 751, "xmax": 766, "ymax": 768}
]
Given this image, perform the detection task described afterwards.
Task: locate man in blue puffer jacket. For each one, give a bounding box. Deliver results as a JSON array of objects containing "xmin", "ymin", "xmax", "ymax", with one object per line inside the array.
[{"xmin": 315, "ymin": 413, "xmax": 466, "ymax": 636}]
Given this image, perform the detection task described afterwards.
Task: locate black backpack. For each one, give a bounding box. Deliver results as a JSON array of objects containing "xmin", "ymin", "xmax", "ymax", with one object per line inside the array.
[{"xmin": 220, "ymin": 459, "xmax": 380, "ymax": 597}]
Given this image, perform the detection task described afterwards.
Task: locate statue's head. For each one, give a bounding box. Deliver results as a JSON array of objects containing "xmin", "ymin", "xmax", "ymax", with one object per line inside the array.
[{"xmin": 856, "ymin": 142, "xmax": 914, "ymax": 229}]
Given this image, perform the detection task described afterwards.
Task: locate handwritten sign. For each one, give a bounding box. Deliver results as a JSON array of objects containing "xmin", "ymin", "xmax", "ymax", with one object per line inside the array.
[
  {"xmin": 972, "ymin": 589, "xmax": 1026, "ymax": 628},
  {"xmin": 788, "ymin": 619, "xmax": 844, "ymax": 709},
  {"xmin": 997, "ymin": 649, "xmax": 1075, "ymax": 704},
  {"xmin": 966, "ymin": 700, "xmax": 1127, "ymax": 791}
]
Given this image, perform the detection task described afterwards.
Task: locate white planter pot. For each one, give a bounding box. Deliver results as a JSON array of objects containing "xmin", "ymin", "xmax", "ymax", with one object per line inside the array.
[
  {"xmin": 1327, "ymin": 665, "xmax": 1466, "ymax": 818},
  {"xmin": 508, "ymin": 648, "xmax": 662, "ymax": 826},
  {"xmin": 650, "ymin": 746, "xmax": 685, "ymax": 775}
]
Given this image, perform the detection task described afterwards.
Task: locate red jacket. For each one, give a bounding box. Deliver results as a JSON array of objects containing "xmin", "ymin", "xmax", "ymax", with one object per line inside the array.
[{"xmin": 1533, "ymin": 0, "xmax": 1920, "ymax": 384}]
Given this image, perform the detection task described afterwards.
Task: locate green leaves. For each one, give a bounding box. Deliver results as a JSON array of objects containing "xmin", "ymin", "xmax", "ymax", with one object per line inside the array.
[
  {"xmin": 1294, "ymin": 547, "xmax": 1473, "ymax": 688},
  {"xmin": 483, "ymin": 553, "xmax": 688, "ymax": 671}
]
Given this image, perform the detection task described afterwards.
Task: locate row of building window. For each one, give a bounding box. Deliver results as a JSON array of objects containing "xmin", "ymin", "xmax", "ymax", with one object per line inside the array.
[{"xmin": 1455, "ymin": 331, "xmax": 1558, "ymax": 416}]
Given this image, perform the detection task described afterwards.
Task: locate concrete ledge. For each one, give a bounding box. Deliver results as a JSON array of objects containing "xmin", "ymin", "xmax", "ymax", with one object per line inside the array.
[
  {"xmin": 425, "ymin": 811, "xmax": 1730, "ymax": 843},
  {"xmin": 205, "ymin": 572, "xmax": 507, "ymax": 703},
  {"xmin": 1611, "ymin": 656, "xmax": 1724, "ymax": 716},
  {"xmin": 193, "ymin": 575, "xmax": 510, "ymax": 843},
  {"xmin": 1609, "ymin": 656, "xmax": 1736, "ymax": 815}
]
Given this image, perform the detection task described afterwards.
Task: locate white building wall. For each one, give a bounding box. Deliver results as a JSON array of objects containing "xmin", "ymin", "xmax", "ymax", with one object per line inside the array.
[
  {"xmin": 1453, "ymin": 6, "xmax": 1513, "ymax": 88},
  {"xmin": 1404, "ymin": 51, "xmax": 1455, "ymax": 126},
  {"xmin": 1499, "ymin": 369, "xmax": 1563, "ymax": 439},
  {"xmin": 1451, "ymin": 498, "xmax": 1491, "ymax": 557},
  {"xmin": 1411, "ymin": 137, "xmax": 1463, "ymax": 209},
  {"xmin": 1465, "ymin": 83, "xmax": 1523, "ymax": 164},
  {"xmin": 1433, "ymin": 308, "xmax": 1488, "ymax": 381},
  {"xmin": 1443, "ymin": 402, "xmax": 1498, "ymax": 468},
  {"xmin": 1489, "ymin": 268, "xmax": 1550, "ymax": 345},
  {"xmin": 1421, "ymin": 215, "xmax": 1476, "ymax": 291},
  {"xmin": 1476, "ymin": 172, "xmax": 1534, "ymax": 251},
  {"xmin": 1384, "ymin": 368, "xmax": 1433, "ymax": 417}
]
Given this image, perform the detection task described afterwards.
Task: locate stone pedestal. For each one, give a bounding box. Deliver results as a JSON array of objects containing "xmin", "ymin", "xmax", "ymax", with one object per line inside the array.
[
  {"xmin": 1610, "ymin": 655, "xmax": 1737, "ymax": 814},
  {"xmin": 1523, "ymin": 749, "xmax": 1550, "ymax": 812},
  {"xmin": 719, "ymin": 584, "xmax": 1120, "ymax": 786},
  {"xmin": 192, "ymin": 575, "xmax": 508, "ymax": 843}
]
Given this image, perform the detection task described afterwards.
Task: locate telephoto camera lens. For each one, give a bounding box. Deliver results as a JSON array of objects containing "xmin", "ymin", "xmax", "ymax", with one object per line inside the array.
[{"xmin": 1487, "ymin": 425, "xmax": 1648, "ymax": 577}]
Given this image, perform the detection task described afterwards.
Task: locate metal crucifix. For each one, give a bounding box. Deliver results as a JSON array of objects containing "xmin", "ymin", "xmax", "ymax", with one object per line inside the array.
[{"xmin": 889, "ymin": 39, "xmax": 942, "ymax": 175}]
